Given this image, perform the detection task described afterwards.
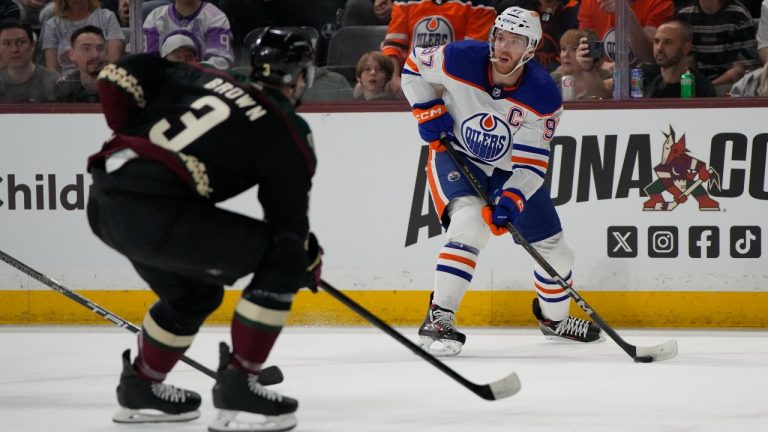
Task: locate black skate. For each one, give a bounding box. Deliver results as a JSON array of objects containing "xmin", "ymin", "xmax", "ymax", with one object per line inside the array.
[
  {"xmin": 112, "ymin": 349, "xmax": 201, "ymax": 423},
  {"xmin": 532, "ymin": 298, "xmax": 604, "ymax": 343},
  {"xmin": 209, "ymin": 342, "xmax": 298, "ymax": 432},
  {"xmin": 417, "ymin": 302, "xmax": 467, "ymax": 357}
]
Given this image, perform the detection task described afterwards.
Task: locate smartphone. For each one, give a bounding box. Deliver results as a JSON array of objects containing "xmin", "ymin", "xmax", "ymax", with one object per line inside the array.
[{"xmin": 586, "ymin": 40, "xmax": 604, "ymax": 60}]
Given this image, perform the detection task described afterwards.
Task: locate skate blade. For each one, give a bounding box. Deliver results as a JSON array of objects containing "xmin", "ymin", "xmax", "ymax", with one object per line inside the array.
[
  {"xmin": 418, "ymin": 336, "xmax": 463, "ymax": 357},
  {"xmin": 542, "ymin": 332, "xmax": 606, "ymax": 343},
  {"xmin": 112, "ymin": 407, "xmax": 200, "ymax": 423},
  {"xmin": 208, "ymin": 409, "xmax": 297, "ymax": 432}
]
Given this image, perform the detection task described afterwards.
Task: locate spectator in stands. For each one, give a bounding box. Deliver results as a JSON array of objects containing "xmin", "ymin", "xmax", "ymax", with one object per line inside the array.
[
  {"xmin": 637, "ymin": 19, "xmax": 715, "ymax": 97},
  {"xmin": 496, "ymin": 0, "xmax": 580, "ymax": 72},
  {"xmin": 12, "ymin": 0, "xmax": 49, "ymax": 26},
  {"xmin": 0, "ymin": 0, "xmax": 20, "ymax": 69},
  {"xmin": 160, "ymin": 33, "xmax": 198, "ymax": 64},
  {"xmin": 676, "ymin": 0, "xmax": 759, "ymax": 93},
  {"xmin": 41, "ymin": 0, "xmax": 124, "ymax": 75},
  {"xmin": 551, "ymin": 28, "xmax": 612, "ymax": 99},
  {"xmin": 756, "ymin": 0, "xmax": 767, "ymax": 64},
  {"xmin": 342, "ymin": 0, "xmax": 392, "ymax": 26},
  {"xmin": 353, "ymin": 50, "xmax": 399, "ymax": 100},
  {"xmin": 115, "ymin": 0, "xmax": 128, "ymax": 26},
  {"xmin": 0, "ymin": 21, "xmax": 58, "ymax": 102},
  {"xmin": 578, "ymin": 0, "xmax": 673, "ymax": 65},
  {"xmin": 303, "ymin": 66, "xmax": 354, "ymax": 101},
  {"xmin": 98, "ymin": 0, "xmax": 169, "ymax": 27},
  {"xmin": 730, "ymin": 62, "xmax": 768, "ymax": 96},
  {"xmin": 54, "ymin": 24, "xmax": 105, "ymax": 102},
  {"xmin": 143, "ymin": 0, "xmax": 234, "ymax": 69},
  {"xmin": 382, "ymin": 0, "xmax": 496, "ymax": 96}
]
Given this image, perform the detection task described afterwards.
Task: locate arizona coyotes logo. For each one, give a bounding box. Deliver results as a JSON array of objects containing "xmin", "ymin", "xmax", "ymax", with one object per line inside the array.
[
  {"xmin": 643, "ymin": 126, "xmax": 721, "ymax": 211},
  {"xmin": 413, "ymin": 16, "xmax": 455, "ymax": 49}
]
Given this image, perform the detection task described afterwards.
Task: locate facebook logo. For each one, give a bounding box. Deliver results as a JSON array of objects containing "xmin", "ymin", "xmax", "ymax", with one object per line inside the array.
[
  {"xmin": 730, "ymin": 226, "xmax": 761, "ymax": 258},
  {"xmin": 689, "ymin": 227, "xmax": 719, "ymax": 258},
  {"xmin": 607, "ymin": 226, "xmax": 637, "ymax": 258},
  {"xmin": 648, "ymin": 226, "xmax": 678, "ymax": 258}
]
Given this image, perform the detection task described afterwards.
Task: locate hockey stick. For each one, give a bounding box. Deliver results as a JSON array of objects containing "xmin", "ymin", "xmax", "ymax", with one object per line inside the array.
[
  {"xmin": 0, "ymin": 249, "xmax": 218, "ymax": 378},
  {"xmin": 440, "ymin": 134, "xmax": 678, "ymax": 363},
  {"xmin": 0, "ymin": 249, "xmax": 283, "ymax": 383},
  {"xmin": 318, "ymin": 279, "xmax": 521, "ymax": 400}
]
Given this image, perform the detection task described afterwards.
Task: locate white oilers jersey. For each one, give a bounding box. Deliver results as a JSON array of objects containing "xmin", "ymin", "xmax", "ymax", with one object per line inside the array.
[{"xmin": 402, "ymin": 40, "xmax": 563, "ymax": 201}]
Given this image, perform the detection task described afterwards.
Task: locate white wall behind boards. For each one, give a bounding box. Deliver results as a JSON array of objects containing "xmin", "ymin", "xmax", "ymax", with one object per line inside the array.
[{"xmin": 0, "ymin": 108, "xmax": 766, "ymax": 292}]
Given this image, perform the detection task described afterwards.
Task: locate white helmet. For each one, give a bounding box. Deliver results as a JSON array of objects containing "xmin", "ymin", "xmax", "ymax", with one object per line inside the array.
[{"xmin": 489, "ymin": 7, "xmax": 542, "ymax": 62}]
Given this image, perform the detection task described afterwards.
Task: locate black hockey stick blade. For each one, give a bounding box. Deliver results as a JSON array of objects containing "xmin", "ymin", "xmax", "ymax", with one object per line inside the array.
[
  {"xmin": 319, "ymin": 279, "xmax": 521, "ymax": 400},
  {"xmin": 0, "ymin": 249, "xmax": 218, "ymax": 378},
  {"xmin": 257, "ymin": 365, "xmax": 284, "ymax": 385},
  {"xmin": 439, "ymin": 134, "xmax": 679, "ymax": 363}
]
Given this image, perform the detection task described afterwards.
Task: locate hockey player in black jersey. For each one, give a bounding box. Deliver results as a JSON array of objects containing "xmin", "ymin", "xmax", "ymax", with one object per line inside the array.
[{"xmin": 87, "ymin": 27, "xmax": 321, "ymax": 432}]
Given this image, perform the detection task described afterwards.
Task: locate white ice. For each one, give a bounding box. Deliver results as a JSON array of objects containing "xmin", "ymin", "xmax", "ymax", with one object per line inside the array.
[{"xmin": 1, "ymin": 326, "xmax": 766, "ymax": 432}]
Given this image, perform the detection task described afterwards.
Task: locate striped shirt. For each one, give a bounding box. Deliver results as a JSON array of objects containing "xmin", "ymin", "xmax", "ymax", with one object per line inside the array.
[{"xmin": 677, "ymin": 0, "xmax": 759, "ymax": 80}]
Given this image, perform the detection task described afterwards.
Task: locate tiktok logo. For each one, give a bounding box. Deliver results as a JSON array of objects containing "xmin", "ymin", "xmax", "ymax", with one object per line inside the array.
[{"xmin": 730, "ymin": 226, "xmax": 761, "ymax": 258}]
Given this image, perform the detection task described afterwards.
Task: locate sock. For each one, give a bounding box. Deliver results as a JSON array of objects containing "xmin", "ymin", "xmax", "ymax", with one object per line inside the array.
[
  {"xmin": 230, "ymin": 292, "xmax": 293, "ymax": 374},
  {"xmin": 433, "ymin": 241, "xmax": 479, "ymax": 312},
  {"xmin": 534, "ymin": 269, "xmax": 572, "ymax": 322},
  {"xmin": 134, "ymin": 312, "xmax": 195, "ymax": 382}
]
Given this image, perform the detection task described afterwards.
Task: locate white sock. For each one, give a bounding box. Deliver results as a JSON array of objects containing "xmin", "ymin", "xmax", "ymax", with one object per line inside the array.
[{"xmin": 433, "ymin": 241, "xmax": 479, "ymax": 312}]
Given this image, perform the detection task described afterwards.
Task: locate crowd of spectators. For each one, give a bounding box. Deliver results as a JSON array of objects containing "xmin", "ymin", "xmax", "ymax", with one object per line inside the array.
[{"xmin": 1, "ymin": 0, "xmax": 768, "ymax": 103}]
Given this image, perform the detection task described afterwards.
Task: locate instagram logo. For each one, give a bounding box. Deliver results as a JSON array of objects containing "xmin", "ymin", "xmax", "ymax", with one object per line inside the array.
[{"xmin": 648, "ymin": 227, "xmax": 678, "ymax": 258}]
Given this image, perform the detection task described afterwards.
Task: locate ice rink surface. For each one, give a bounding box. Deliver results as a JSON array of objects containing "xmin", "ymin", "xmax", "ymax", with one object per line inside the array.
[{"xmin": 0, "ymin": 326, "xmax": 766, "ymax": 432}]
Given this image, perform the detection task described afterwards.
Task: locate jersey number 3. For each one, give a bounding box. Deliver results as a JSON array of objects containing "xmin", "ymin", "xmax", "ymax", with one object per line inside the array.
[{"xmin": 149, "ymin": 96, "xmax": 231, "ymax": 151}]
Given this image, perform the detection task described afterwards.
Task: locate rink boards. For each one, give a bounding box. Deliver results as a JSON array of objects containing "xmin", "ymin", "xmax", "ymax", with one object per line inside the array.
[{"xmin": 0, "ymin": 106, "xmax": 766, "ymax": 327}]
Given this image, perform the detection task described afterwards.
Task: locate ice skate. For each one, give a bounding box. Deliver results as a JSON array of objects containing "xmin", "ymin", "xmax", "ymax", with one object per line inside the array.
[
  {"xmin": 209, "ymin": 342, "xmax": 298, "ymax": 432},
  {"xmin": 418, "ymin": 303, "xmax": 466, "ymax": 357},
  {"xmin": 532, "ymin": 298, "xmax": 604, "ymax": 343},
  {"xmin": 112, "ymin": 349, "xmax": 201, "ymax": 423}
]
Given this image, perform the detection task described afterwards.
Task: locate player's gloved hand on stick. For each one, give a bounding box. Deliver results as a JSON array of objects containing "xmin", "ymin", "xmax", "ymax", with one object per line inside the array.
[
  {"xmin": 482, "ymin": 189, "xmax": 526, "ymax": 236},
  {"xmin": 411, "ymin": 98, "xmax": 454, "ymax": 151},
  {"xmin": 303, "ymin": 232, "xmax": 323, "ymax": 292}
]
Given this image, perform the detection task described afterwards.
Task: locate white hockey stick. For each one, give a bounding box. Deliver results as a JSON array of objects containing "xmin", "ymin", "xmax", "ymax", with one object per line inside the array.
[
  {"xmin": 0, "ymin": 249, "xmax": 285, "ymax": 384},
  {"xmin": 441, "ymin": 134, "xmax": 678, "ymax": 363}
]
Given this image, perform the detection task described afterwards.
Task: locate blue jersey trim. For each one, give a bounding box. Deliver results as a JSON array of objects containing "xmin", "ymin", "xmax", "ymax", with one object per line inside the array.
[
  {"xmin": 436, "ymin": 264, "xmax": 473, "ymax": 282},
  {"xmin": 513, "ymin": 143, "xmax": 551, "ymax": 156}
]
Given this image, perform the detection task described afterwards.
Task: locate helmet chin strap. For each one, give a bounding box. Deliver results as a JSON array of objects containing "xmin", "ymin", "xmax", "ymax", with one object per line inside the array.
[{"xmin": 490, "ymin": 50, "xmax": 533, "ymax": 77}]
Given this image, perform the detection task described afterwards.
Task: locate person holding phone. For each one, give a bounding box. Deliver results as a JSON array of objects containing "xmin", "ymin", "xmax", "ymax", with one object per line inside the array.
[
  {"xmin": 577, "ymin": 0, "xmax": 673, "ymax": 64},
  {"xmin": 550, "ymin": 28, "xmax": 613, "ymax": 99}
]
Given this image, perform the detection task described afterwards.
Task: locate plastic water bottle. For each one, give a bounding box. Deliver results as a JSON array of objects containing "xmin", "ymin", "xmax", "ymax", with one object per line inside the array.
[{"xmin": 680, "ymin": 70, "xmax": 695, "ymax": 98}]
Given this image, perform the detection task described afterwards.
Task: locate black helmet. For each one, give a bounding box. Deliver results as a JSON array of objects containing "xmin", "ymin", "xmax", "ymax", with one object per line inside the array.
[{"xmin": 250, "ymin": 27, "xmax": 315, "ymax": 87}]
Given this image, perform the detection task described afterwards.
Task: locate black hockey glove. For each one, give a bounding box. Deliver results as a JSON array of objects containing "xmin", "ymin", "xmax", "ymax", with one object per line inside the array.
[{"xmin": 303, "ymin": 232, "xmax": 323, "ymax": 292}]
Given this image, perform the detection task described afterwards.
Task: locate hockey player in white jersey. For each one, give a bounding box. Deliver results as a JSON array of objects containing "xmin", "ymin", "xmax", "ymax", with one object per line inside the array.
[{"xmin": 402, "ymin": 6, "xmax": 604, "ymax": 356}]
